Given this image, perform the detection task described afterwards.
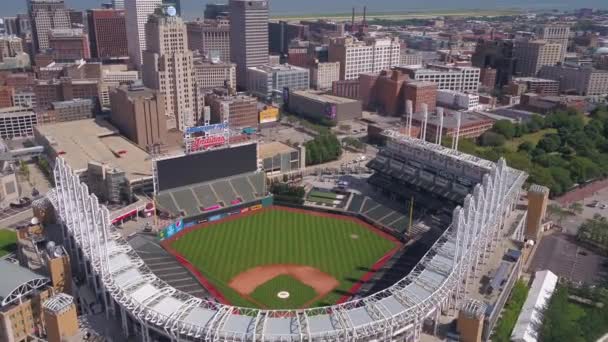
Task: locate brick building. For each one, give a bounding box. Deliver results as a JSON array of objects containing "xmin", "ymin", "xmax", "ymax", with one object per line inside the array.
[
  {"xmin": 205, "ymin": 92, "xmax": 258, "ymax": 129},
  {"xmin": 331, "ymin": 79, "xmax": 359, "ymax": 100},
  {"xmin": 34, "ymin": 77, "xmax": 100, "ymax": 110},
  {"xmin": 405, "ymin": 81, "xmax": 438, "ymax": 114},
  {"xmin": 110, "ymin": 84, "xmax": 167, "ymax": 150},
  {"xmin": 0, "ymin": 86, "xmax": 15, "ymax": 108},
  {"xmin": 48, "ymin": 28, "xmax": 91, "ymax": 60}
]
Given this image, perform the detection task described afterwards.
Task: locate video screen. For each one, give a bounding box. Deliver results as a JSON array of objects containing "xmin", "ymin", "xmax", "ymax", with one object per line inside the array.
[{"xmin": 156, "ymin": 143, "xmax": 257, "ymax": 192}]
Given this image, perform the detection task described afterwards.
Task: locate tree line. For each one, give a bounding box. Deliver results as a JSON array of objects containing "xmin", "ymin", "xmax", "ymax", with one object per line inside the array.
[{"xmin": 459, "ymin": 106, "xmax": 608, "ymax": 196}]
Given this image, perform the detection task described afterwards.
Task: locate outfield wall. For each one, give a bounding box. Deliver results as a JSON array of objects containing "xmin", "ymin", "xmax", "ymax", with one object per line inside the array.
[{"xmin": 158, "ymin": 195, "xmax": 273, "ymax": 241}]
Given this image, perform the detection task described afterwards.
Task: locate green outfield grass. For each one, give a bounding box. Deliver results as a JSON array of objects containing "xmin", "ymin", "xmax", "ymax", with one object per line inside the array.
[
  {"xmin": 250, "ymin": 275, "xmax": 317, "ymax": 309},
  {"xmin": 170, "ymin": 208, "xmax": 397, "ymax": 309}
]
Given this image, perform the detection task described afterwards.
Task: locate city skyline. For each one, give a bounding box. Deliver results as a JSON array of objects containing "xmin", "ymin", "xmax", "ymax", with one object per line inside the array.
[{"xmin": 1, "ymin": 0, "xmax": 608, "ymax": 19}]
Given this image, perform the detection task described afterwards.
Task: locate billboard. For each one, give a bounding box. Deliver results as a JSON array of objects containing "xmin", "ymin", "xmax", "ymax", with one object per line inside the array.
[
  {"xmin": 158, "ymin": 218, "xmax": 184, "ymax": 240},
  {"xmin": 259, "ymin": 106, "xmax": 279, "ymax": 124},
  {"xmin": 156, "ymin": 143, "xmax": 258, "ymax": 192},
  {"xmin": 324, "ymin": 103, "xmax": 337, "ymax": 120}
]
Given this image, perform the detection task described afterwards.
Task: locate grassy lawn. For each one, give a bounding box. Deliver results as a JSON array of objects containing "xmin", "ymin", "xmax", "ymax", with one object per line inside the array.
[
  {"xmin": 170, "ymin": 208, "xmax": 397, "ymax": 308},
  {"xmin": 307, "ymin": 196, "xmax": 340, "ymax": 205},
  {"xmin": 504, "ymin": 128, "xmax": 557, "ymax": 152},
  {"xmin": 250, "ymin": 275, "xmax": 317, "ymax": 309},
  {"xmin": 308, "ymin": 191, "xmax": 339, "ymax": 200},
  {"xmin": 0, "ymin": 229, "xmax": 17, "ymax": 257}
]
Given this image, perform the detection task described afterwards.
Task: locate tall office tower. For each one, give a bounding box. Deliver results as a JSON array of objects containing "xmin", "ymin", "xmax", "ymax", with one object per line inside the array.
[
  {"xmin": 88, "ymin": 9, "xmax": 129, "ymax": 60},
  {"xmin": 125, "ymin": 0, "xmax": 162, "ymax": 68},
  {"xmin": 186, "ymin": 19, "xmax": 231, "ymax": 62},
  {"xmin": 205, "ymin": 3, "xmax": 230, "ymax": 19},
  {"xmin": 28, "ymin": 0, "xmax": 71, "ymax": 52},
  {"xmin": 329, "ymin": 36, "xmax": 401, "ymax": 80},
  {"xmin": 513, "ymin": 40, "xmax": 562, "ymax": 77},
  {"xmin": 3, "ymin": 17, "xmax": 19, "ymax": 36},
  {"xmin": 143, "ymin": 11, "xmax": 199, "ymax": 131},
  {"xmin": 16, "ymin": 14, "xmax": 33, "ymax": 37},
  {"xmin": 112, "ymin": 0, "xmax": 125, "ymax": 9},
  {"xmin": 229, "ymin": 0, "xmax": 269, "ymax": 89},
  {"xmin": 471, "ymin": 39, "xmax": 517, "ymax": 87},
  {"xmin": 537, "ymin": 24, "xmax": 570, "ymax": 62}
]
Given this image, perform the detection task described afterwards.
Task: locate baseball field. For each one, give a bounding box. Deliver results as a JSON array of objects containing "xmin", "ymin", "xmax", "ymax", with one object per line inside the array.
[{"xmin": 165, "ymin": 207, "xmax": 400, "ymax": 309}]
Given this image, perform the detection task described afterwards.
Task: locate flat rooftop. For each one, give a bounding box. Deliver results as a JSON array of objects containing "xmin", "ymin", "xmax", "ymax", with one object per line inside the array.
[
  {"xmin": 513, "ymin": 77, "xmax": 558, "ymax": 83},
  {"xmin": 291, "ymin": 90, "xmax": 359, "ymax": 104},
  {"xmin": 35, "ymin": 119, "xmax": 153, "ymax": 183},
  {"xmin": 259, "ymin": 141, "xmax": 297, "ymax": 159}
]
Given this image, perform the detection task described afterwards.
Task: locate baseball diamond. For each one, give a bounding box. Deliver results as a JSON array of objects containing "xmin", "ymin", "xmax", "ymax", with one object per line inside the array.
[{"xmin": 164, "ymin": 206, "xmax": 401, "ymax": 309}]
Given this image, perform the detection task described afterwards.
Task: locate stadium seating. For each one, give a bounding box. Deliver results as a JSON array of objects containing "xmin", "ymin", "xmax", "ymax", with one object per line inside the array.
[
  {"xmin": 365, "ymin": 205, "xmax": 394, "ymax": 222},
  {"xmin": 248, "ymin": 173, "xmax": 265, "ymax": 196},
  {"xmin": 361, "ymin": 198, "xmax": 380, "ymax": 214},
  {"xmin": 347, "ymin": 194, "xmax": 365, "ymax": 213},
  {"xmin": 212, "ymin": 181, "xmax": 238, "ymax": 205},
  {"xmin": 192, "ymin": 184, "xmax": 220, "ymax": 209},
  {"xmin": 156, "ymin": 192, "xmax": 180, "ymax": 215},
  {"xmin": 155, "ymin": 171, "xmax": 268, "ymax": 218},
  {"xmin": 230, "ymin": 176, "xmax": 256, "ymax": 202},
  {"xmin": 172, "ymin": 189, "xmax": 201, "ymax": 217}
]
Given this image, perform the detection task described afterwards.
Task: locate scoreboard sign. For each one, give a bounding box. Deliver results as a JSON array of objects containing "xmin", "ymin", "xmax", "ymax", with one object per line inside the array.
[{"xmin": 184, "ymin": 122, "xmax": 230, "ymax": 154}]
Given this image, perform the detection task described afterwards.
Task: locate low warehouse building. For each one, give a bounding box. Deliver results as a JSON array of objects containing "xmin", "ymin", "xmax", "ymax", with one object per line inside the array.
[{"xmin": 287, "ymin": 90, "xmax": 362, "ymax": 123}]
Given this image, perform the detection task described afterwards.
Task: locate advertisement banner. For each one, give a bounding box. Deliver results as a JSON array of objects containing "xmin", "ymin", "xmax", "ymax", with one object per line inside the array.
[
  {"xmin": 159, "ymin": 218, "xmax": 184, "ymax": 240},
  {"xmin": 185, "ymin": 123, "xmax": 227, "ymax": 135},
  {"xmin": 259, "ymin": 107, "xmax": 279, "ymax": 124}
]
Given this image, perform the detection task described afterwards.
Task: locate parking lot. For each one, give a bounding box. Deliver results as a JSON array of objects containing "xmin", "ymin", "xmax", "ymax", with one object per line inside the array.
[
  {"xmin": 558, "ymin": 186, "xmax": 608, "ymax": 235},
  {"xmin": 528, "ymin": 232, "xmax": 608, "ymax": 285}
]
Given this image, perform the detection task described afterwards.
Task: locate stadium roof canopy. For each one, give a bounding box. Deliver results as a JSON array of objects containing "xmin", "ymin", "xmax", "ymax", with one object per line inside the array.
[{"xmin": 0, "ymin": 260, "xmax": 50, "ymax": 307}]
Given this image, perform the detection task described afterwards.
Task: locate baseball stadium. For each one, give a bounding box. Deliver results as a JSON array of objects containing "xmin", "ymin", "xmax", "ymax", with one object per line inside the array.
[{"xmin": 43, "ymin": 128, "xmax": 528, "ymax": 341}]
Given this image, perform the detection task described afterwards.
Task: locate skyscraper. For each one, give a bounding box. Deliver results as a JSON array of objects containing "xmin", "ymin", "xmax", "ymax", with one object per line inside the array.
[
  {"xmin": 142, "ymin": 10, "xmax": 199, "ymax": 131},
  {"xmin": 513, "ymin": 40, "xmax": 562, "ymax": 77},
  {"xmin": 229, "ymin": 0, "xmax": 269, "ymax": 89},
  {"xmin": 537, "ymin": 24, "xmax": 570, "ymax": 62},
  {"xmin": 112, "ymin": 0, "xmax": 125, "ymax": 9},
  {"xmin": 28, "ymin": 0, "xmax": 71, "ymax": 52},
  {"xmin": 87, "ymin": 9, "xmax": 129, "ymax": 60},
  {"xmin": 186, "ymin": 19, "xmax": 231, "ymax": 62},
  {"xmin": 125, "ymin": 0, "xmax": 161, "ymax": 68}
]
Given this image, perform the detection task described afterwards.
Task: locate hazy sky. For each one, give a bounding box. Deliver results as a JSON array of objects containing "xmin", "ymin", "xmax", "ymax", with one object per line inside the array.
[{"xmin": 3, "ymin": 0, "xmax": 607, "ymax": 18}]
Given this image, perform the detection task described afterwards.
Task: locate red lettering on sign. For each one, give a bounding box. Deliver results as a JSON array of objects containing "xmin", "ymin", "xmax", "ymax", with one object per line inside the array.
[{"xmin": 191, "ymin": 136, "xmax": 226, "ymax": 152}]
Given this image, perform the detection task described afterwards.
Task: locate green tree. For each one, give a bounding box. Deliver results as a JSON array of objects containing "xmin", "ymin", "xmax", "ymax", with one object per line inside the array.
[
  {"xmin": 569, "ymin": 202, "xmax": 584, "ymax": 215},
  {"xmin": 518, "ymin": 141, "xmax": 535, "ymax": 153},
  {"xmin": 479, "ymin": 131, "xmax": 506, "ymax": 147},
  {"xmin": 547, "ymin": 203, "xmax": 568, "ymax": 224},
  {"xmin": 541, "ymin": 287, "xmax": 586, "ymax": 342},
  {"xmin": 549, "ymin": 167, "xmax": 574, "ymax": 194},
  {"xmin": 492, "ymin": 120, "xmax": 516, "ymax": 139},
  {"xmin": 537, "ymin": 134, "xmax": 561, "ymax": 153},
  {"xmin": 569, "ymin": 157, "xmax": 601, "ymax": 183}
]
